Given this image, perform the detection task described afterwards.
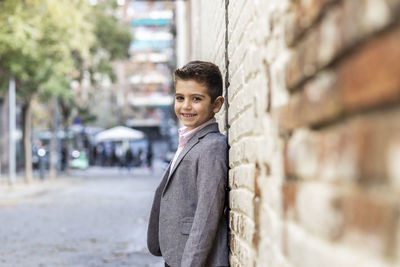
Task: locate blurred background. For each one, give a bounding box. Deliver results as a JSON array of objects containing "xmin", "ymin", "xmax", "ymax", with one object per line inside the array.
[
  {"xmin": 0, "ymin": 1, "xmax": 184, "ymax": 266},
  {"xmin": 0, "ymin": 0, "xmax": 180, "ymax": 182}
]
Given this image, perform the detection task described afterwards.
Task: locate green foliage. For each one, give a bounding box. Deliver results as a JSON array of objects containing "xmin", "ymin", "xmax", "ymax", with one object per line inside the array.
[
  {"xmin": 76, "ymin": 105, "xmax": 97, "ymax": 124},
  {"xmin": 39, "ymin": 74, "xmax": 72, "ymax": 102},
  {"xmin": 0, "ymin": 0, "xmax": 94, "ymax": 101},
  {"xmin": 91, "ymin": 8, "xmax": 132, "ymax": 60},
  {"xmin": 0, "ymin": 0, "xmax": 132, "ymax": 125},
  {"xmin": 84, "ymin": 0, "xmax": 132, "ymax": 85}
]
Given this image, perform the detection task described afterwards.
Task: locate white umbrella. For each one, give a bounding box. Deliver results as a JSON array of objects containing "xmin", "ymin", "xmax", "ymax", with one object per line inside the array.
[{"xmin": 95, "ymin": 126, "xmax": 145, "ymax": 142}]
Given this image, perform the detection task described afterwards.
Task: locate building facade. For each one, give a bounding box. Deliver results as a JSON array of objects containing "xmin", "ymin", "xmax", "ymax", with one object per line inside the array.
[
  {"xmin": 184, "ymin": 0, "xmax": 400, "ymax": 266},
  {"xmin": 122, "ymin": 0, "xmax": 176, "ymax": 141}
]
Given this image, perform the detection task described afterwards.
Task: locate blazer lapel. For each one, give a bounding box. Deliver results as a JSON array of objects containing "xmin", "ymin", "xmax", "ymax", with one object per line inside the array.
[{"xmin": 162, "ymin": 123, "xmax": 220, "ymax": 196}]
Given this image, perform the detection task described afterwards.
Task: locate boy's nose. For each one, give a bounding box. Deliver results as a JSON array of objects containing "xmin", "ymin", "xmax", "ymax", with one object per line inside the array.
[{"xmin": 182, "ymin": 100, "xmax": 191, "ymax": 109}]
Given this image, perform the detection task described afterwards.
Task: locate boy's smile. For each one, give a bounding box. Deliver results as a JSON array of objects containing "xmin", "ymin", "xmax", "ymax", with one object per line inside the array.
[{"xmin": 174, "ymin": 80, "xmax": 223, "ymax": 130}]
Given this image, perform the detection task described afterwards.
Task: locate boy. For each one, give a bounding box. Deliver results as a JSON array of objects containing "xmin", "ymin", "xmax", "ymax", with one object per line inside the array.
[{"xmin": 147, "ymin": 61, "xmax": 229, "ymax": 267}]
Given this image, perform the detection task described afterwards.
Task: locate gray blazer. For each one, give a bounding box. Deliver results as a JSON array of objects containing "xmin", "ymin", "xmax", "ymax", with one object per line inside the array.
[{"xmin": 147, "ymin": 123, "xmax": 229, "ymax": 267}]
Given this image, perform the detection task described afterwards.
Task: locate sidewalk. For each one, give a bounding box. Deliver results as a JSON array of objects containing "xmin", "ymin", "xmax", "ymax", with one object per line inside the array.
[
  {"xmin": 0, "ymin": 163, "xmax": 164, "ymax": 207},
  {"xmin": 0, "ymin": 176, "xmax": 74, "ymax": 207}
]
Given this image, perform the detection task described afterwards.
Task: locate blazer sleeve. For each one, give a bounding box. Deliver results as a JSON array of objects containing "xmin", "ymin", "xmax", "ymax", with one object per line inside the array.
[{"xmin": 180, "ymin": 138, "xmax": 228, "ymax": 267}]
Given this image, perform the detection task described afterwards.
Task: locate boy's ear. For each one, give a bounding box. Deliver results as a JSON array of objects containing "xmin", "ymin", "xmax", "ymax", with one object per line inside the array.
[{"xmin": 212, "ymin": 96, "xmax": 224, "ymax": 113}]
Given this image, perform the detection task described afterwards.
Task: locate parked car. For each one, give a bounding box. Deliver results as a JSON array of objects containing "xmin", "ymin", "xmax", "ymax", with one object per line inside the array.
[{"xmin": 69, "ymin": 149, "xmax": 89, "ymax": 170}]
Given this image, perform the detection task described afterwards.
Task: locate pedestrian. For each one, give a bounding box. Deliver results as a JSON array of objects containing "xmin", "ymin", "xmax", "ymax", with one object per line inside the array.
[
  {"xmin": 146, "ymin": 141, "xmax": 153, "ymax": 172},
  {"xmin": 60, "ymin": 144, "xmax": 68, "ymax": 171},
  {"xmin": 115, "ymin": 143, "xmax": 125, "ymax": 170},
  {"xmin": 100, "ymin": 144, "xmax": 107, "ymax": 166},
  {"xmin": 147, "ymin": 61, "xmax": 229, "ymax": 267},
  {"xmin": 125, "ymin": 147, "xmax": 133, "ymax": 171},
  {"xmin": 137, "ymin": 148, "xmax": 144, "ymax": 167},
  {"xmin": 105, "ymin": 143, "xmax": 113, "ymax": 166}
]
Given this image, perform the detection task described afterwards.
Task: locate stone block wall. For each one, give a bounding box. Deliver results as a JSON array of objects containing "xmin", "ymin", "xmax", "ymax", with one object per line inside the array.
[{"xmin": 189, "ymin": 0, "xmax": 400, "ymax": 266}]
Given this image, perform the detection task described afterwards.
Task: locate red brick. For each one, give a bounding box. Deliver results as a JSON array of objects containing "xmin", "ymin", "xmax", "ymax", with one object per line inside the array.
[
  {"xmin": 285, "ymin": 0, "xmax": 339, "ymax": 46},
  {"xmin": 282, "ymin": 140, "xmax": 292, "ymax": 177},
  {"xmin": 285, "ymin": 0, "xmax": 400, "ymax": 90},
  {"xmin": 280, "ymin": 26, "xmax": 400, "ymax": 133},
  {"xmin": 283, "ymin": 108, "xmax": 400, "ymax": 184},
  {"xmin": 338, "ymin": 27, "xmax": 400, "ymax": 112},
  {"xmin": 278, "ymin": 71, "xmax": 342, "ymax": 133},
  {"xmin": 282, "ymin": 182, "xmax": 297, "ymax": 220},
  {"xmin": 335, "ymin": 190, "xmax": 399, "ymax": 256},
  {"xmin": 285, "ymin": 31, "xmax": 320, "ymax": 90}
]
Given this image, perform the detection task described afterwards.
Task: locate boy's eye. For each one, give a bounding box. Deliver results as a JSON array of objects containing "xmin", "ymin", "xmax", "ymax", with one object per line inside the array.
[
  {"xmin": 175, "ymin": 96, "xmax": 184, "ymax": 101},
  {"xmin": 192, "ymin": 97, "xmax": 202, "ymax": 101}
]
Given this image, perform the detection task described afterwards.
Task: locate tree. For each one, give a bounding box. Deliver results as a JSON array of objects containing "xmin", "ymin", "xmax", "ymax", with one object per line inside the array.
[
  {"xmin": 60, "ymin": 0, "xmax": 132, "ymax": 128},
  {"xmin": 0, "ymin": 0, "xmax": 94, "ymax": 182},
  {"xmin": 90, "ymin": 1, "xmax": 132, "ymax": 61},
  {"xmin": 0, "ymin": 0, "xmax": 132, "ymax": 182}
]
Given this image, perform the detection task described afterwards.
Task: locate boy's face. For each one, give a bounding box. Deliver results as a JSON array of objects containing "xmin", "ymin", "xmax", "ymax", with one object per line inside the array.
[{"xmin": 174, "ymin": 79, "xmax": 223, "ymax": 130}]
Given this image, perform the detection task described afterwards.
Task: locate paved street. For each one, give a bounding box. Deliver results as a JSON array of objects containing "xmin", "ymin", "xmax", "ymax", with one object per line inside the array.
[{"xmin": 0, "ymin": 165, "xmax": 165, "ymax": 267}]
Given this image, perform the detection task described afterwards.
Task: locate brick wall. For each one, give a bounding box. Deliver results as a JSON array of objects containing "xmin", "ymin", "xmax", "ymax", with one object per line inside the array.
[
  {"xmin": 189, "ymin": 0, "xmax": 400, "ymax": 266},
  {"xmin": 189, "ymin": 0, "xmax": 227, "ymax": 132}
]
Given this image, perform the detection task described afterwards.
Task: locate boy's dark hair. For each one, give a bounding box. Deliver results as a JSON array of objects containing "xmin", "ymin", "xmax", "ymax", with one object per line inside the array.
[{"xmin": 174, "ymin": 61, "xmax": 223, "ymax": 102}]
